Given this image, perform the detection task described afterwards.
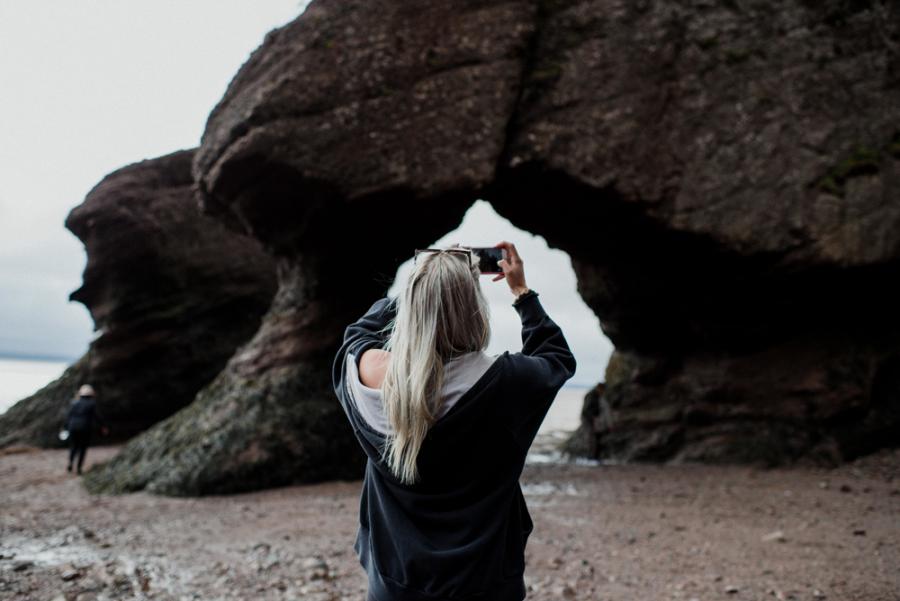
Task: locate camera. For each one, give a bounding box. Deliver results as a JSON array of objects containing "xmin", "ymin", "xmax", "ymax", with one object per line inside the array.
[{"xmin": 465, "ymin": 247, "xmax": 506, "ymax": 274}]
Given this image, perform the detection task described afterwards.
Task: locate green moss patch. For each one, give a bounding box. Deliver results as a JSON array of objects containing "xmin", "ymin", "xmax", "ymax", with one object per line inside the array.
[{"xmin": 812, "ymin": 137, "xmax": 895, "ymax": 197}]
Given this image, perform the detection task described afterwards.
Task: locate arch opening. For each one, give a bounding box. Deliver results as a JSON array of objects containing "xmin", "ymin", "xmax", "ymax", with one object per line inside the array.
[{"xmin": 386, "ymin": 199, "xmax": 613, "ymax": 460}]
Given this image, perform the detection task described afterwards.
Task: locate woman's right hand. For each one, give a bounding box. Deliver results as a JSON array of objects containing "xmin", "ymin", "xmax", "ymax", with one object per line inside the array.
[{"xmin": 492, "ymin": 241, "xmax": 529, "ymax": 297}]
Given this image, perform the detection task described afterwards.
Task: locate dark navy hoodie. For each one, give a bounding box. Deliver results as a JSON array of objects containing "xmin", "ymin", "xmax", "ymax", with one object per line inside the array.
[{"xmin": 332, "ymin": 290, "xmax": 577, "ymax": 600}]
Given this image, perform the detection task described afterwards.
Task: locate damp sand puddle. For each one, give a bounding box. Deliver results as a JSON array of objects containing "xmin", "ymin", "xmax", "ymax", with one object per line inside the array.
[{"xmin": 1, "ymin": 529, "xmax": 186, "ymax": 599}]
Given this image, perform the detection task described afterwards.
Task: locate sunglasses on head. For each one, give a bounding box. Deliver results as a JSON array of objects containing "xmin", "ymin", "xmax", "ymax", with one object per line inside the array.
[{"xmin": 413, "ymin": 248, "xmax": 474, "ymax": 266}]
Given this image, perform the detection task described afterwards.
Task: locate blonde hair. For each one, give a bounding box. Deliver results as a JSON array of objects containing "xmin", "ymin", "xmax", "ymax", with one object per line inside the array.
[{"xmin": 378, "ymin": 251, "xmax": 491, "ymax": 484}]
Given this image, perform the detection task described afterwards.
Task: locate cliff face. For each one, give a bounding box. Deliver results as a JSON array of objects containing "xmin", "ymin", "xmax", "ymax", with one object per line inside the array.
[
  {"xmin": 0, "ymin": 149, "xmax": 278, "ymax": 448},
  {"xmin": 87, "ymin": 0, "xmax": 898, "ymax": 494}
]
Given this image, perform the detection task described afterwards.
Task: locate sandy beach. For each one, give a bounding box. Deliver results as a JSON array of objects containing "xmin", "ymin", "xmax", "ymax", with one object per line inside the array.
[{"xmin": 1, "ymin": 443, "xmax": 897, "ymax": 601}]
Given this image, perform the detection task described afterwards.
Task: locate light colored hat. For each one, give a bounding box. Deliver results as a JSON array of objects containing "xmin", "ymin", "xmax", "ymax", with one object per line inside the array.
[{"xmin": 78, "ymin": 384, "xmax": 96, "ymax": 397}]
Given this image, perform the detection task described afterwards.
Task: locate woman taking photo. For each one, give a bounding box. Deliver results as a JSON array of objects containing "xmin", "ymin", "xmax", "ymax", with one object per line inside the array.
[{"xmin": 332, "ymin": 240, "xmax": 577, "ymax": 600}]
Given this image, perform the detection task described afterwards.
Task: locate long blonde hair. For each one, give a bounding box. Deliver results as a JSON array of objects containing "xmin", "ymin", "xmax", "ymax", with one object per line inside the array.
[{"xmin": 378, "ymin": 251, "xmax": 491, "ymax": 484}]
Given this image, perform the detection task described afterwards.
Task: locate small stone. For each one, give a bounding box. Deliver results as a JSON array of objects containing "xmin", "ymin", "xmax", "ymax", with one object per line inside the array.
[
  {"xmin": 762, "ymin": 530, "xmax": 786, "ymax": 543},
  {"xmin": 61, "ymin": 569, "xmax": 80, "ymax": 581},
  {"xmin": 12, "ymin": 560, "xmax": 33, "ymax": 572},
  {"xmin": 725, "ymin": 584, "xmax": 740, "ymax": 594},
  {"xmin": 813, "ymin": 589, "xmax": 826, "ymax": 598},
  {"xmin": 78, "ymin": 576, "xmax": 106, "ymax": 593},
  {"xmin": 301, "ymin": 556, "xmax": 328, "ymax": 570},
  {"xmin": 301, "ymin": 556, "xmax": 329, "ymax": 580}
]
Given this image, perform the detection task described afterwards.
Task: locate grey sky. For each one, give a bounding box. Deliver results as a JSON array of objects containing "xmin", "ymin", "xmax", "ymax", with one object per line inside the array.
[{"xmin": 0, "ymin": 1, "xmax": 611, "ymax": 386}]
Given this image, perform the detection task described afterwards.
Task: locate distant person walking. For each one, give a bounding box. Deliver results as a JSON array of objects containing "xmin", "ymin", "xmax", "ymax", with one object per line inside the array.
[
  {"xmin": 333, "ymin": 241, "xmax": 577, "ymax": 600},
  {"xmin": 64, "ymin": 384, "xmax": 108, "ymax": 474}
]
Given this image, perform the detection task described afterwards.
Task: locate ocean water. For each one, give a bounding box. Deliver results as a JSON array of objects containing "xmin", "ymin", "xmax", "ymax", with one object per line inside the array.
[
  {"xmin": 526, "ymin": 385, "xmax": 592, "ymax": 464},
  {"xmin": 538, "ymin": 385, "xmax": 587, "ymax": 435},
  {"xmin": 0, "ymin": 358, "xmax": 71, "ymax": 415},
  {"xmin": 0, "ymin": 357, "xmax": 590, "ymax": 456}
]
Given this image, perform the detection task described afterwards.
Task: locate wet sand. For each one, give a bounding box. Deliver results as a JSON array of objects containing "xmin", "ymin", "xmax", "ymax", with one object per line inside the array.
[{"xmin": 1, "ymin": 444, "xmax": 898, "ymax": 601}]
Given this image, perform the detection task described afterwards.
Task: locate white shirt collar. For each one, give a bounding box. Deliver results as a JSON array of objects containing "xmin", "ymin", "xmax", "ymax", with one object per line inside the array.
[{"xmin": 345, "ymin": 350, "xmax": 498, "ymax": 435}]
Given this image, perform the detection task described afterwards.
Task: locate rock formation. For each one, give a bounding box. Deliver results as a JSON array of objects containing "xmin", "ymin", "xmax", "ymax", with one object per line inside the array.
[
  {"xmin": 0, "ymin": 149, "xmax": 277, "ymax": 448},
  {"xmin": 88, "ymin": 0, "xmax": 899, "ymax": 494},
  {"xmin": 491, "ymin": 0, "xmax": 900, "ymax": 465}
]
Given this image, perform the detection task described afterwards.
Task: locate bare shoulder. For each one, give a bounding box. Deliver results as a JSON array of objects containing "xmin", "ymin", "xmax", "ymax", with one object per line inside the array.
[{"xmin": 359, "ymin": 349, "xmax": 391, "ymax": 388}]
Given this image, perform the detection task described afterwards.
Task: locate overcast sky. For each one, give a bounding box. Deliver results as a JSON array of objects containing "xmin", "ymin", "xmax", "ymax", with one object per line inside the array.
[{"xmin": 0, "ymin": 1, "xmax": 611, "ymax": 387}]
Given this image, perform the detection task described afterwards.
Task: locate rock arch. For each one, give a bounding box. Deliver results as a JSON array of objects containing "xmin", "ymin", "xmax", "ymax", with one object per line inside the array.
[{"xmin": 86, "ymin": 0, "xmax": 900, "ymax": 495}]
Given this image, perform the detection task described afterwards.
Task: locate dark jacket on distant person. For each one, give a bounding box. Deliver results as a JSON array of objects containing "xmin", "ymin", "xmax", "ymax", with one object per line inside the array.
[
  {"xmin": 332, "ymin": 290, "xmax": 577, "ymax": 600},
  {"xmin": 65, "ymin": 395, "xmax": 106, "ymax": 434}
]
